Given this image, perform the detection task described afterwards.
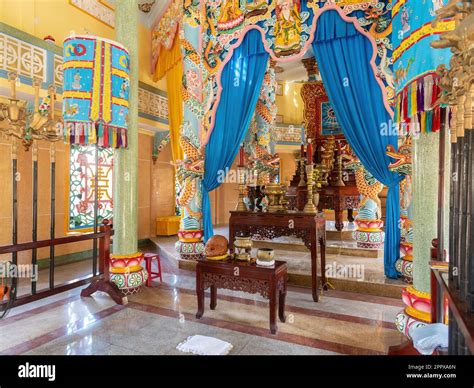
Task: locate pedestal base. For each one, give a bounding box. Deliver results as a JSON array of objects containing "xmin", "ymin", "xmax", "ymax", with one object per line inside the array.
[
  {"xmin": 109, "ymin": 268, "xmax": 148, "ymax": 295},
  {"xmin": 395, "ymin": 257, "xmax": 413, "ymax": 283},
  {"xmin": 395, "ymin": 309, "xmax": 429, "ymax": 338},
  {"xmin": 175, "ymin": 240, "xmax": 205, "ymax": 260},
  {"xmin": 352, "ymin": 230, "xmax": 385, "ymax": 249},
  {"xmin": 395, "ymin": 285, "xmax": 431, "ymax": 338},
  {"xmin": 108, "ymin": 252, "xmax": 147, "ymax": 295}
]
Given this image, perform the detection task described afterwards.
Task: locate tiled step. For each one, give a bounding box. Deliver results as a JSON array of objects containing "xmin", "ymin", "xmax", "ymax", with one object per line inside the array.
[
  {"xmin": 176, "ymin": 260, "xmax": 403, "ymax": 299},
  {"xmin": 326, "ymin": 230, "xmax": 354, "ymax": 240},
  {"xmin": 287, "ymin": 273, "xmax": 403, "ymax": 299},
  {"xmin": 251, "ymin": 239, "xmax": 382, "ymax": 259}
]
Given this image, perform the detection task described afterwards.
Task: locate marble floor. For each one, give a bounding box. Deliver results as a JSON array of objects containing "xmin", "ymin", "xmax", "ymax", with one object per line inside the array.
[{"xmin": 1, "ymin": 254, "xmax": 406, "ymax": 355}]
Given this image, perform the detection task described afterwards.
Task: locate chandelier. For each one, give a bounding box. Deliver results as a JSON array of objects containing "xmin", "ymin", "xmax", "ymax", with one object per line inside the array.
[{"xmin": 0, "ymin": 72, "xmax": 63, "ymax": 151}]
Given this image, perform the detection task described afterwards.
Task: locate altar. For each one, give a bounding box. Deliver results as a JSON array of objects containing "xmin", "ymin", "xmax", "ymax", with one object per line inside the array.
[
  {"xmin": 291, "ymin": 183, "xmax": 359, "ymax": 231},
  {"xmin": 318, "ymin": 185, "xmax": 359, "ymax": 231},
  {"xmin": 228, "ymin": 211, "xmax": 327, "ymax": 302}
]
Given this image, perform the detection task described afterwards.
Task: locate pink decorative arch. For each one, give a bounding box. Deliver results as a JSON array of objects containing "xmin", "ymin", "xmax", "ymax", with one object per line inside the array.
[{"xmin": 203, "ymin": 3, "xmax": 394, "ymax": 146}]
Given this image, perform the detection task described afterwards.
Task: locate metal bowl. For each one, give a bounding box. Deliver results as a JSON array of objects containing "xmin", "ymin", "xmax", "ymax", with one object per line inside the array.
[{"xmin": 256, "ymin": 248, "xmax": 275, "ymax": 262}]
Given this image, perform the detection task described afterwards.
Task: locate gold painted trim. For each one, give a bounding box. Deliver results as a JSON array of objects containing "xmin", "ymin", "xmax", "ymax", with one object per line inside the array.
[
  {"xmin": 179, "ymin": 237, "xmax": 201, "ymax": 243},
  {"xmin": 62, "ymin": 61, "xmax": 94, "ymax": 69},
  {"xmin": 110, "ymin": 252, "xmax": 143, "ymax": 259},
  {"xmin": 406, "ymin": 285, "xmax": 431, "ymax": 300},
  {"xmin": 405, "ymin": 306, "xmax": 431, "ymax": 323},
  {"xmin": 357, "ymin": 227, "xmax": 382, "ymax": 232},
  {"xmin": 110, "ymin": 265, "xmax": 142, "ymax": 274}
]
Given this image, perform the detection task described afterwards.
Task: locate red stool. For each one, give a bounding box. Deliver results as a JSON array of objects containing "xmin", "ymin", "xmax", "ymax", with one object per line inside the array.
[{"xmin": 144, "ymin": 253, "xmax": 163, "ymax": 287}]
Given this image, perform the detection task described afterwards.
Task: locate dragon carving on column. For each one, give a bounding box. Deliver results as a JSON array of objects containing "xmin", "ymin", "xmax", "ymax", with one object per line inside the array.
[
  {"xmin": 176, "ymin": 124, "xmax": 204, "ymax": 219},
  {"xmin": 176, "ymin": 124, "xmax": 204, "ymax": 223}
]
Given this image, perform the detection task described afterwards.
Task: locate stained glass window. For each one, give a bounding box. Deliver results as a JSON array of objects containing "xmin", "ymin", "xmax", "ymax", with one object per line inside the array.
[{"xmin": 68, "ymin": 145, "xmax": 114, "ymax": 232}]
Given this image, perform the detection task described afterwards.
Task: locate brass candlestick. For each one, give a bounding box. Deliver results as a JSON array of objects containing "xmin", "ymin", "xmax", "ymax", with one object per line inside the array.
[
  {"xmin": 236, "ymin": 166, "xmax": 247, "ymax": 212},
  {"xmin": 303, "ymin": 163, "xmax": 317, "ymax": 214},
  {"xmin": 297, "ymin": 157, "xmax": 306, "ymax": 187},
  {"xmin": 334, "ymin": 154, "xmax": 346, "ymax": 187}
]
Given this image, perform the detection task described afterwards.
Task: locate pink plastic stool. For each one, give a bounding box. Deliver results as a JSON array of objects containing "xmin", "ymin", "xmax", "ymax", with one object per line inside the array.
[{"xmin": 143, "ymin": 253, "xmax": 163, "ymax": 286}]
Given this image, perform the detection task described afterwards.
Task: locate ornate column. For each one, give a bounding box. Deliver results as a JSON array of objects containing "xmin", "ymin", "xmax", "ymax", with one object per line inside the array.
[
  {"xmin": 394, "ymin": 129, "xmax": 450, "ymax": 336},
  {"xmin": 110, "ymin": 0, "xmax": 147, "ymax": 294},
  {"xmin": 430, "ymin": 1, "xmax": 473, "ymax": 353},
  {"xmin": 114, "ymin": 0, "xmax": 138, "ymax": 253},
  {"xmin": 301, "ymin": 57, "xmax": 319, "ymax": 143},
  {"xmin": 254, "ymin": 59, "xmax": 279, "ymax": 185},
  {"xmin": 175, "ymin": 1, "xmax": 205, "ymax": 259},
  {"xmin": 390, "ymin": 0, "xmax": 457, "ymax": 338}
]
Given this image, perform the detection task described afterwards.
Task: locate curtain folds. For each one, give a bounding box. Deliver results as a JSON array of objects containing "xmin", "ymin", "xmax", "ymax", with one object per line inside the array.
[
  {"xmin": 153, "ymin": 33, "xmax": 184, "ymax": 162},
  {"xmin": 203, "ymin": 29, "xmax": 269, "ymax": 240},
  {"xmin": 312, "ymin": 10, "xmax": 401, "ymax": 278}
]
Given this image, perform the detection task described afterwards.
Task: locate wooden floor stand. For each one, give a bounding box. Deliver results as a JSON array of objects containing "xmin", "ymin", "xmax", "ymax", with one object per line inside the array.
[{"xmin": 81, "ymin": 276, "xmax": 128, "ymax": 305}]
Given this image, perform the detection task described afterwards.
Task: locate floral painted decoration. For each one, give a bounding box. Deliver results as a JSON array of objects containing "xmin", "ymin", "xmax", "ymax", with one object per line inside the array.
[{"xmin": 151, "ymin": 0, "xmax": 182, "ymax": 73}]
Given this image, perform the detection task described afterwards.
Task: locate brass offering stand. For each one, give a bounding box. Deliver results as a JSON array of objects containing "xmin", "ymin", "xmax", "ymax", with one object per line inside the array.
[
  {"xmin": 233, "ymin": 235, "xmax": 252, "ymax": 261},
  {"xmin": 263, "ymin": 183, "xmax": 285, "ymax": 212},
  {"xmin": 303, "ymin": 163, "xmax": 318, "ymax": 214},
  {"xmin": 236, "ymin": 165, "xmax": 247, "ymax": 212},
  {"xmin": 334, "ymin": 153, "xmax": 346, "ymax": 187}
]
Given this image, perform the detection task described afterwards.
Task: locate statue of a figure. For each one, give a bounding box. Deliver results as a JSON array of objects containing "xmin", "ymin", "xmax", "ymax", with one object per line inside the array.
[{"xmin": 274, "ymin": 0, "xmax": 301, "ymax": 57}]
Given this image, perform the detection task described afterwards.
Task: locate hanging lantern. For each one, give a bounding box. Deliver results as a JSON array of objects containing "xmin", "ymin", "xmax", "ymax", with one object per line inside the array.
[{"xmin": 63, "ymin": 35, "xmax": 130, "ymax": 148}]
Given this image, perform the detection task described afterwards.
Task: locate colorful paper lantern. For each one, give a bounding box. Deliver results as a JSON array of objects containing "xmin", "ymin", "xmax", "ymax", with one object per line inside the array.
[{"xmin": 63, "ymin": 35, "xmax": 130, "ymax": 148}]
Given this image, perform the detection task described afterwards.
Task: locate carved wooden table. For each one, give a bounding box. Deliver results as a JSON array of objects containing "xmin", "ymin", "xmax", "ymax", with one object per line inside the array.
[
  {"xmin": 228, "ymin": 211, "xmax": 326, "ymax": 302},
  {"xmin": 318, "ymin": 184, "xmax": 359, "ymax": 231},
  {"xmin": 196, "ymin": 259, "xmax": 287, "ymax": 334}
]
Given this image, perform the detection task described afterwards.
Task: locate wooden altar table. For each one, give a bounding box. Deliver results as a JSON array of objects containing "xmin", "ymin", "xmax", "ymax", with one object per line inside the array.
[
  {"xmin": 291, "ymin": 185, "xmax": 359, "ymax": 232},
  {"xmin": 196, "ymin": 259, "xmax": 287, "ymax": 334},
  {"xmin": 228, "ymin": 211, "xmax": 326, "ymax": 302},
  {"xmin": 318, "ymin": 185, "xmax": 359, "ymax": 231}
]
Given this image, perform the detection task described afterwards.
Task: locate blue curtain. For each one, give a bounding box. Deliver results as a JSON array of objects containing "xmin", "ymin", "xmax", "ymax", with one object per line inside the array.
[
  {"xmin": 312, "ymin": 10, "xmax": 401, "ymax": 278},
  {"xmin": 203, "ymin": 29, "xmax": 269, "ymax": 241}
]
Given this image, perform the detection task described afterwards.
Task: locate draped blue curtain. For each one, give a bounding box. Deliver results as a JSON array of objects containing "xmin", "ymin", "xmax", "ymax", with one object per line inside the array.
[
  {"xmin": 312, "ymin": 10, "xmax": 401, "ymax": 278},
  {"xmin": 203, "ymin": 29, "xmax": 269, "ymax": 241}
]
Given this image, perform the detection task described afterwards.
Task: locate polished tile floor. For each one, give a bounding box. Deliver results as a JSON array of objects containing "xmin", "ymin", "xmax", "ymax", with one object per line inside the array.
[{"xmin": 0, "ymin": 256, "xmax": 406, "ymax": 355}]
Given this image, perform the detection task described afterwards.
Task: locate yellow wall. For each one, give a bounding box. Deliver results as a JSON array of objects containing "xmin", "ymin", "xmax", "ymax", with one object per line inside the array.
[
  {"xmin": 151, "ymin": 145, "xmax": 176, "ymax": 221},
  {"xmin": 0, "ymin": 133, "xmax": 156, "ymax": 266},
  {"xmin": 0, "ymin": 1, "xmax": 176, "ymax": 264},
  {"xmin": 275, "ymin": 82, "xmax": 304, "ymax": 125},
  {"xmin": 0, "ymin": 0, "xmax": 166, "ymax": 91},
  {"xmin": 279, "ymin": 151, "xmax": 298, "ymax": 187}
]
